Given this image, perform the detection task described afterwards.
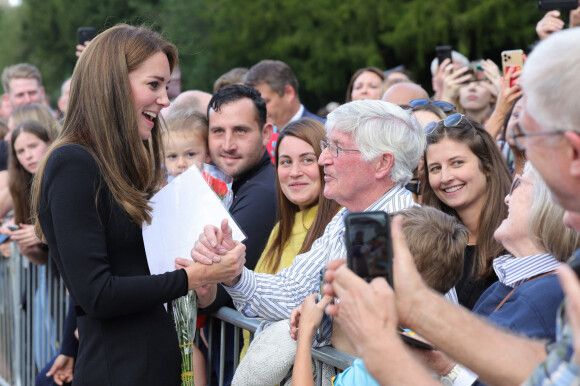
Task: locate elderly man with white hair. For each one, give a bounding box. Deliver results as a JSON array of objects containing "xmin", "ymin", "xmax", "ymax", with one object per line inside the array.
[{"xmin": 186, "ymin": 99, "xmax": 425, "ymax": 335}]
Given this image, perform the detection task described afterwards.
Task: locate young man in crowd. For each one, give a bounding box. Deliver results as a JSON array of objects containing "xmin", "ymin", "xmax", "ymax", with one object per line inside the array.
[{"xmin": 198, "ymin": 84, "xmax": 277, "ymax": 385}]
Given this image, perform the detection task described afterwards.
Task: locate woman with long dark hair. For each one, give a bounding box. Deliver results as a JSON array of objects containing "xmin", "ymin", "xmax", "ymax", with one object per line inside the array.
[{"xmin": 422, "ymin": 114, "xmax": 512, "ymax": 309}]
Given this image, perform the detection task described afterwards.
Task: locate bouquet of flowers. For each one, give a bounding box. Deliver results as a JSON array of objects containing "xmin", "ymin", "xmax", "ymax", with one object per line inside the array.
[
  {"xmin": 172, "ymin": 163, "xmax": 233, "ymax": 385},
  {"xmin": 201, "ymin": 164, "xmax": 233, "ymax": 209}
]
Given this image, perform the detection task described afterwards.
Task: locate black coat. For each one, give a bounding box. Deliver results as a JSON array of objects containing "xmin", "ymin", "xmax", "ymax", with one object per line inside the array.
[{"xmin": 38, "ymin": 144, "xmax": 188, "ymax": 385}]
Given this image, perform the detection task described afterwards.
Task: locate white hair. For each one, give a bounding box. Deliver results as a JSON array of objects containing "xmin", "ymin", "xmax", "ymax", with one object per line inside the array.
[
  {"xmin": 430, "ymin": 50, "xmax": 469, "ymax": 76},
  {"xmin": 325, "ymin": 100, "xmax": 425, "ymax": 186},
  {"xmin": 521, "ymin": 28, "xmax": 580, "ymax": 133}
]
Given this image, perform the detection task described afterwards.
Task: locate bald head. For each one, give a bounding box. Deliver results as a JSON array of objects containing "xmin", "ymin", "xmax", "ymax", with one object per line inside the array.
[
  {"xmin": 381, "ymin": 83, "xmax": 429, "ymax": 105},
  {"xmin": 168, "ymin": 90, "xmax": 213, "ymax": 116}
]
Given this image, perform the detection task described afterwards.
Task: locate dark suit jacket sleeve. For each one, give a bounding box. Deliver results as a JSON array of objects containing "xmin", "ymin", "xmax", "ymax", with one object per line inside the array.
[
  {"xmin": 301, "ymin": 107, "xmax": 326, "ymax": 124},
  {"xmin": 39, "ymin": 145, "xmax": 188, "ymax": 319}
]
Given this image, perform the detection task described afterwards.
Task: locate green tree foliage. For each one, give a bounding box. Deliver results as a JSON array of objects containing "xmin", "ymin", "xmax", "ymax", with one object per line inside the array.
[{"xmin": 0, "ymin": 0, "xmax": 545, "ymax": 110}]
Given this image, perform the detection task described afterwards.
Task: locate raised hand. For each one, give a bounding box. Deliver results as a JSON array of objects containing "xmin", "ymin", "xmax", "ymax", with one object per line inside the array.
[{"xmin": 536, "ymin": 10, "xmax": 565, "ymax": 40}]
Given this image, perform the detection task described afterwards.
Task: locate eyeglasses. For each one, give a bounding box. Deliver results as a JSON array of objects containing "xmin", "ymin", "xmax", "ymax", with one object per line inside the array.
[
  {"xmin": 510, "ymin": 121, "xmax": 566, "ymax": 151},
  {"xmin": 509, "ymin": 174, "xmax": 521, "ymax": 196},
  {"xmin": 409, "ymin": 99, "xmax": 456, "ymax": 113},
  {"xmin": 320, "ymin": 140, "xmax": 360, "ymax": 158},
  {"xmin": 423, "ymin": 113, "xmax": 476, "ymax": 136}
]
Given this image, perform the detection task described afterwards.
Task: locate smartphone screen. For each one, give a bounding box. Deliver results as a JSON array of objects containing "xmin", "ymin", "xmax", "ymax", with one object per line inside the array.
[{"xmin": 345, "ymin": 211, "xmax": 393, "ymax": 286}]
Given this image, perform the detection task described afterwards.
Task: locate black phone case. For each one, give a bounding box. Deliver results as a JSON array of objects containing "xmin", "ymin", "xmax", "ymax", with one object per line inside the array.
[
  {"xmin": 435, "ymin": 45, "xmax": 452, "ymax": 66},
  {"xmin": 538, "ymin": 0, "xmax": 578, "ymax": 10},
  {"xmin": 77, "ymin": 27, "xmax": 95, "ymax": 45},
  {"xmin": 344, "ymin": 211, "xmax": 393, "ymax": 286}
]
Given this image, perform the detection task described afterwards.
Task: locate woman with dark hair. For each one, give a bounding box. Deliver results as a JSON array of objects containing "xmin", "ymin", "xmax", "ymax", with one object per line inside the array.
[
  {"xmin": 239, "ymin": 118, "xmax": 340, "ymax": 358},
  {"xmin": 4, "ymin": 120, "xmax": 55, "ymax": 264},
  {"xmin": 422, "ymin": 114, "xmax": 512, "ymax": 309},
  {"xmin": 31, "ymin": 24, "xmax": 244, "ymax": 385},
  {"xmin": 259, "ymin": 118, "xmax": 340, "ymax": 273},
  {"xmin": 345, "ymin": 67, "xmax": 385, "ymax": 103}
]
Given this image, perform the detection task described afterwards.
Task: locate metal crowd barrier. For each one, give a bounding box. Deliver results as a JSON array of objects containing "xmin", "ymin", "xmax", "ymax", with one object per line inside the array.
[
  {"xmin": 0, "ymin": 244, "xmax": 68, "ymax": 386},
  {"xmin": 208, "ymin": 307, "xmax": 357, "ymax": 386},
  {"xmin": 0, "ymin": 245, "xmax": 355, "ymax": 386}
]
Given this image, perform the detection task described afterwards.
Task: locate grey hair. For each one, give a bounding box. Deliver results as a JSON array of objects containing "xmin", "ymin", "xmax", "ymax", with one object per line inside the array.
[
  {"xmin": 525, "ymin": 162, "xmax": 580, "ymax": 261},
  {"xmin": 325, "ymin": 100, "xmax": 425, "ymax": 185},
  {"xmin": 521, "ymin": 28, "xmax": 580, "ymax": 133}
]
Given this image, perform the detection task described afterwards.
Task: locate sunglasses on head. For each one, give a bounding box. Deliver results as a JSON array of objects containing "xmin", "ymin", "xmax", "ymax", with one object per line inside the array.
[
  {"xmin": 409, "ymin": 99, "xmax": 456, "ymax": 113},
  {"xmin": 423, "ymin": 113, "xmax": 476, "ymax": 136}
]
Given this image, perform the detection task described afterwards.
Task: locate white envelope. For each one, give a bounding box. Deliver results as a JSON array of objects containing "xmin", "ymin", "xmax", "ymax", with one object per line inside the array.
[{"xmin": 143, "ymin": 166, "xmax": 246, "ymax": 276}]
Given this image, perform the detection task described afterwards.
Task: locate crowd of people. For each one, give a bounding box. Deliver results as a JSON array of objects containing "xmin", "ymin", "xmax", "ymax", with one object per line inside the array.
[{"xmin": 1, "ymin": 5, "xmax": 580, "ymax": 386}]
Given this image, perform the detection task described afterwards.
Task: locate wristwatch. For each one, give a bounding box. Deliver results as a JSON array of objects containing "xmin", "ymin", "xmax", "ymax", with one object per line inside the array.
[{"xmin": 440, "ymin": 363, "xmax": 462, "ymax": 386}]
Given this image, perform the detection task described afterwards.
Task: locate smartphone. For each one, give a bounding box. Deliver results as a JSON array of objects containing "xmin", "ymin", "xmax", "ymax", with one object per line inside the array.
[
  {"xmin": 77, "ymin": 27, "xmax": 96, "ymax": 45},
  {"xmin": 468, "ymin": 61, "xmax": 486, "ymax": 82},
  {"xmin": 316, "ymin": 268, "xmax": 326, "ymax": 342},
  {"xmin": 537, "ymin": 0, "xmax": 578, "ymax": 11},
  {"xmin": 398, "ymin": 327, "xmax": 434, "ymax": 350},
  {"xmin": 435, "ymin": 45, "xmax": 453, "ymax": 67},
  {"xmin": 7, "ymin": 224, "xmax": 20, "ymax": 231},
  {"xmin": 501, "ymin": 50, "xmax": 524, "ymax": 87},
  {"xmin": 568, "ymin": 254, "xmax": 580, "ymax": 279},
  {"xmin": 344, "ymin": 211, "xmax": 393, "ymax": 287}
]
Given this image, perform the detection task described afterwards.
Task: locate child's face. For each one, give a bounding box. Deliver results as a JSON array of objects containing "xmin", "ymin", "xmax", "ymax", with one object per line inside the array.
[{"xmin": 164, "ymin": 132, "xmax": 209, "ymax": 177}]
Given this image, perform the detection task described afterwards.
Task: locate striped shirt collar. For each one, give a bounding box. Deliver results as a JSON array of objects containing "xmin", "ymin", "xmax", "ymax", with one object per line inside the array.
[
  {"xmin": 339, "ymin": 184, "xmax": 415, "ymax": 222},
  {"xmin": 493, "ymin": 253, "xmax": 560, "ymax": 288},
  {"xmin": 365, "ymin": 184, "xmax": 416, "ymax": 212}
]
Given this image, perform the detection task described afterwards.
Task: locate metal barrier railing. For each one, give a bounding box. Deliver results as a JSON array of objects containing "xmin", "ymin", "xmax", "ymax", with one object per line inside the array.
[
  {"xmin": 0, "ymin": 244, "xmax": 68, "ymax": 386},
  {"xmin": 1, "ymin": 247, "xmax": 356, "ymax": 386},
  {"xmin": 208, "ymin": 306, "xmax": 357, "ymax": 386}
]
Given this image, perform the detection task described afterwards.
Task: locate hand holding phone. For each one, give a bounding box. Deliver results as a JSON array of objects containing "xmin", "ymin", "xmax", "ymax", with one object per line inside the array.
[
  {"xmin": 501, "ymin": 50, "xmax": 524, "ymax": 87},
  {"xmin": 7, "ymin": 224, "xmax": 21, "ymax": 231},
  {"xmin": 344, "ymin": 211, "xmax": 393, "ymax": 287}
]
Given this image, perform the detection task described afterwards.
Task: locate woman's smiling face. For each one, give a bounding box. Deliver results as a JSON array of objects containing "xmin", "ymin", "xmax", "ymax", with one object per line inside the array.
[{"xmin": 426, "ymin": 137, "xmax": 488, "ymax": 216}]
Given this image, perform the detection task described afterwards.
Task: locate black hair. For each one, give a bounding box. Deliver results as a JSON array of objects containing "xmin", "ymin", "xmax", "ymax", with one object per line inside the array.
[{"xmin": 207, "ymin": 84, "xmax": 267, "ymax": 129}]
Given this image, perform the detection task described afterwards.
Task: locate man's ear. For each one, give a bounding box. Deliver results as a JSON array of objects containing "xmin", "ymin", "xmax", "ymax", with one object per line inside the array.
[
  {"xmin": 262, "ymin": 122, "xmax": 274, "ymax": 147},
  {"xmin": 375, "ymin": 152, "xmax": 395, "ymax": 179},
  {"xmin": 283, "ymin": 84, "xmax": 296, "ymax": 102},
  {"xmin": 57, "ymin": 96, "xmax": 65, "ymax": 113},
  {"xmin": 565, "ymin": 131, "xmax": 580, "ymax": 178}
]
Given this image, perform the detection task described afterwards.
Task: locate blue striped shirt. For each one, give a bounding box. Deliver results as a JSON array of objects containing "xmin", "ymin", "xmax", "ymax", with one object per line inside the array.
[
  {"xmin": 525, "ymin": 249, "xmax": 580, "ymax": 385},
  {"xmin": 224, "ymin": 184, "xmax": 415, "ymax": 342},
  {"xmin": 493, "ymin": 253, "xmax": 560, "ymax": 288}
]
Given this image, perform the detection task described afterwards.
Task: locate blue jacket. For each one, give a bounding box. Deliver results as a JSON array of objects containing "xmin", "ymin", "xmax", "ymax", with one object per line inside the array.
[{"xmin": 473, "ymin": 274, "xmax": 563, "ymax": 342}]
